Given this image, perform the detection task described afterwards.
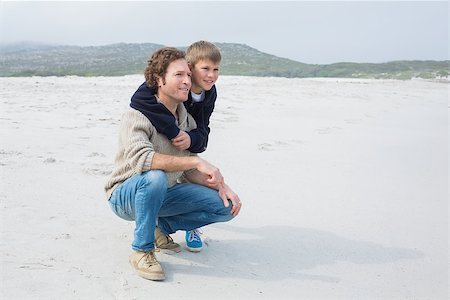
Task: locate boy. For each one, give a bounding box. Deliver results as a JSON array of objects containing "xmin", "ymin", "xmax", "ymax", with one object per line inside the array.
[{"xmin": 130, "ymin": 41, "xmax": 221, "ymax": 252}]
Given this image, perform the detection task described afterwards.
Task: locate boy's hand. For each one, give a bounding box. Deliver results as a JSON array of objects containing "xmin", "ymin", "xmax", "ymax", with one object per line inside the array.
[{"xmin": 172, "ymin": 130, "xmax": 191, "ymax": 150}]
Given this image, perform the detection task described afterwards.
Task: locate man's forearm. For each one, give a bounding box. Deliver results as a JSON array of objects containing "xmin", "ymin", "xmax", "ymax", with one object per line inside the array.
[
  {"xmin": 185, "ymin": 169, "xmax": 217, "ymax": 189},
  {"xmin": 151, "ymin": 153, "xmax": 198, "ymax": 172},
  {"xmin": 151, "ymin": 153, "xmax": 223, "ymax": 186}
]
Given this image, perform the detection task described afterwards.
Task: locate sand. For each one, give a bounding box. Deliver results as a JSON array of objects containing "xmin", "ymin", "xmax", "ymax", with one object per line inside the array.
[{"xmin": 0, "ymin": 75, "xmax": 448, "ymax": 299}]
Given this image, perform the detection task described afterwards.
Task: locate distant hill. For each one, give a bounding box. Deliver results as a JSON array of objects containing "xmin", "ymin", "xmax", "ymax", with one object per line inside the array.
[{"xmin": 0, "ymin": 42, "xmax": 448, "ymax": 79}]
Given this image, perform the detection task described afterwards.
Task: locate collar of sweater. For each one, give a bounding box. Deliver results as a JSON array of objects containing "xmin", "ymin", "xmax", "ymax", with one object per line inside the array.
[{"xmin": 175, "ymin": 102, "xmax": 189, "ymax": 130}]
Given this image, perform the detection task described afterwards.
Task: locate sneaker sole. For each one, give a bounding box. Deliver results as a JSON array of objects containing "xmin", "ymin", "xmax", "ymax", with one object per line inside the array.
[
  {"xmin": 186, "ymin": 246, "xmax": 202, "ymax": 253},
  {"xmin": 136, "ymin": 269, "xmax": 165, "ymax": 281},
  {"xmin": 130, "ymin": 260, "xmax": 165, "ymax": 281}
]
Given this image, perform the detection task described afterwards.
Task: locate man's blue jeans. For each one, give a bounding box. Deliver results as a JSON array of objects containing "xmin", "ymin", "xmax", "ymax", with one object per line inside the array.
[{"xmin": 109, "ymin": 170, "xmax": 234, "ymax": 252}]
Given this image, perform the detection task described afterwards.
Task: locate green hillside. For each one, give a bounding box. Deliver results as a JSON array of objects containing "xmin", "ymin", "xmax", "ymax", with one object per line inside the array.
[{"xmin": 0, "ymin": 42, "xmax": 448, "ymax": 79}]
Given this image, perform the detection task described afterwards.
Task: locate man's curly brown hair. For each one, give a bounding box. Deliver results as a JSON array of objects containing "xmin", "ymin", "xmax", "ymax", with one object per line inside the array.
[{"xmin": 144, "ymin": 47, "xmax": 186, "ymax": 93}]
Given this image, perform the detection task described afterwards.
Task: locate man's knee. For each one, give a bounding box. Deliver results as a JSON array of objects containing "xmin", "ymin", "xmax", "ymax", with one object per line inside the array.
[
  {"xmin": 137, "ymin": 171, "xmax": 168, "ymax": 204},
  {"xmin": 215, "ymin": 199, "xmax": 235, "ymax": 222},
  {"xmin": 140, "ymin": 170, "xmax": 168, "ymax": 190}
]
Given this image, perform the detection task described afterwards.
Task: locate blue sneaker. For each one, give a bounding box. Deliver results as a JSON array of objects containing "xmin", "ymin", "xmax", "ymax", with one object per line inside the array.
[{"xmin": 185, "ymin": 229, "xmax": 203, "ymax": 252}]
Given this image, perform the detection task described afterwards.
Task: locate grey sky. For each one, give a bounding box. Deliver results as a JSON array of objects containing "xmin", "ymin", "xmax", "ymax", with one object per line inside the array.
[{"xmin": 0, "ymin": 1, "xmax": 448, "ymax": 64}]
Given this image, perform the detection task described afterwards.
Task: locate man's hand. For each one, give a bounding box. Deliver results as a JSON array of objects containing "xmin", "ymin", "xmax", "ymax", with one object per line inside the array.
[
  {"xmin": 184, "ymin": 159, "xmax": 241, "ymax": 217},
  {"xmin": 172, "ymin": 130, "xmax": 191, "ymax": 150},
  {"xmin": 218, "ymin": 184, "xmax": 242, "ymax": 217},
  {"xmin": 195, "ymin": 158, "xmax": 224, "ymax": 187}
]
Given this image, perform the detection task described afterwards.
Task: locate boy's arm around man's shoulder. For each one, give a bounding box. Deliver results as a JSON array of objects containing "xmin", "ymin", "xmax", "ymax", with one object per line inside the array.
[{"xmin": 130, "ymin": 82, "xmax": 180, "ymax": 140}]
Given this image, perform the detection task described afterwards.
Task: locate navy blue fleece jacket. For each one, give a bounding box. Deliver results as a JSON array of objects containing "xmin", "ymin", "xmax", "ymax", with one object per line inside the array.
[{"xmin": 130, "ymin": 82, "xmax": 216, "ymax": 153}]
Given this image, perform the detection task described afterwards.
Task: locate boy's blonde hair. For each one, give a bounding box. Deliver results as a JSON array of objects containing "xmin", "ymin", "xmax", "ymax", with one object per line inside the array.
[{"xmin": 186, "ymin": 41, "xmax": 221, "ymax": 67}]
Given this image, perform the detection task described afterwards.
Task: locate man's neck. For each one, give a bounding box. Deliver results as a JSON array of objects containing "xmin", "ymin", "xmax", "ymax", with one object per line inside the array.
[{"xmin": 156, "ymin": 94, "xmax": 178, "ymax": 116}]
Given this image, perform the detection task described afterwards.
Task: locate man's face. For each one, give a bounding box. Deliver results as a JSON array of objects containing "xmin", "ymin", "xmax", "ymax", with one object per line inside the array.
[
  {"xmin": 157, "ymin": 58, "xmax": 192, "ymax": 103},
  {"xmin": 190, "ymin": 59, "xmax": 220, "ymax": 94}
]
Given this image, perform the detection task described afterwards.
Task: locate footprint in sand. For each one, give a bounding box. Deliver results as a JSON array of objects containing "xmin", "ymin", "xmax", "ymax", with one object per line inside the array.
[
  {"xmin": 87, "ymin": 152, "xmax": 106, "ymax": 158},
  {"xmin": 258, "ymin": 143, "xmax": 274, "ymax": 151},
  {"xmin": 0, "ymin": 150, "xmax": 23, "ymax": 166},
  {"xmin": 257, "ymin": 140, "xmax": 299, "ymax": 151},
  {"xmin": 82, "ymin": 162, "xmax": 113, "ymax": 176},
  {"xmin": 316, "ymin": 126, "xmax": 343, "ymax": 135},
  {"xmin": 316, "ymin": 127, "xmax": 332, "ymax": 134},
  {"xmin": 43, "ymin": 157, "xmax": 57, "ymax": 164},
  {"xmin": 344, "ymin": 118, "xmax": 362, "ymax": 125}
]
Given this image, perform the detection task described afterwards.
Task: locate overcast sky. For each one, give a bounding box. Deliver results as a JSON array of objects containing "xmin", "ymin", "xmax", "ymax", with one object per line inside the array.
[{"xmin": 0, "ymin": 1, "xmax": 448, "ymax": 64}]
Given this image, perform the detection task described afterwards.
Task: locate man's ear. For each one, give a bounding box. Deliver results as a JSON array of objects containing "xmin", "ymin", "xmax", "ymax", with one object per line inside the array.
[{"xmin": 156, "ymin": 75, "xmax": 164, "ymax": 87}]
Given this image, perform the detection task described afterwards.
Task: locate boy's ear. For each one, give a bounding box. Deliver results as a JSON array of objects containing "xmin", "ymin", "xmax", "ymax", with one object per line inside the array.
[{"xmin": 188, "ymin": 63, "xmax": 193, "ymax": 71}]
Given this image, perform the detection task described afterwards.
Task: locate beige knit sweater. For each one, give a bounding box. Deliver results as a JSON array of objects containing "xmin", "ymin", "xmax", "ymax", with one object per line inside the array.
[{"xmin": 104, "ymin": 104, "xmax": 197, "ymax": 200}]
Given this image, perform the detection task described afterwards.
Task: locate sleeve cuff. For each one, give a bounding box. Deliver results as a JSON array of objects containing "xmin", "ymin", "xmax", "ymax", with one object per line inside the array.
[{"xmin": 163, "ymin": 125, "xmax": 181, "ymax": 140}]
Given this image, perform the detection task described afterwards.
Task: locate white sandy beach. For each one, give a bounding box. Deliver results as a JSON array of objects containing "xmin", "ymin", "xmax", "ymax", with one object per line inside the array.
[{"xmin": 0, "ymin": 75, "xmax": 448, "ymax": 299}]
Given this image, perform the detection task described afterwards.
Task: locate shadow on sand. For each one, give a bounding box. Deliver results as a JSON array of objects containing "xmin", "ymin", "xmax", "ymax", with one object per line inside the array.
[{"xmin": 162, "ymin": 224, "xmax": 424, "ymax": 283}]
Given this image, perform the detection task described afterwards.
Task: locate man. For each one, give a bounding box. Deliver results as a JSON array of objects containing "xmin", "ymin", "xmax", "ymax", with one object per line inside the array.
[{"xmin": 104, "ymin": 47, "xmax": 241, "ymax": 281}]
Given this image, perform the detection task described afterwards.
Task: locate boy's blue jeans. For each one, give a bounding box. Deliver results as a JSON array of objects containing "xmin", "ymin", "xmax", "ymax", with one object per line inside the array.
[{"xmin": 109, "ymin": 170, "xmax": 233, "ymax": 252}]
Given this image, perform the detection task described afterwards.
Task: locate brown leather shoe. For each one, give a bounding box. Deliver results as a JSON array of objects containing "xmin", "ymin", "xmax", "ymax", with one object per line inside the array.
[
  {"xmin": 154, "ymin": 227, "xmax": 181, "ymax": 253},
  {"xmin": 129, "ymin": 250, "xmax": 165, "ymax": 281}
]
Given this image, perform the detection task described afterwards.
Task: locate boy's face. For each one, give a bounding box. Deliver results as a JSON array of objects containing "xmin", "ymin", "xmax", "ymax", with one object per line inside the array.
[
  {"xmin": 190, "ymin": 59, "xmax": 220, "ymax": 94},
  {"xmin": 157, "ymin": 58, "xmax": 192, "ymax": 104}
]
